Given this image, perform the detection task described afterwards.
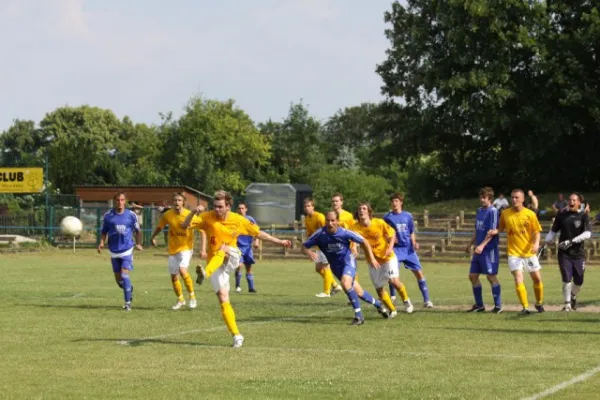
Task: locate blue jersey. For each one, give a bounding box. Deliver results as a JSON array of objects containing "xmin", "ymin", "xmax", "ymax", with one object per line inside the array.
[
  {"xmin": 237, "ymin": 215, "xmax": 256, "ymax": 249},
  {"xmin": 383, "ymin": 211, "xmax": 415, "ymax": 252},
  {"xmin": 101, "ymin": 209, "xmax": 140, "ymax": 254},
  {"xmin": 303, "ymin": 227, "xmax": 364, "ymax": 269},
  {"xmin": 475, "ymin": 205, "xmax": 499, "ymax": 252}
]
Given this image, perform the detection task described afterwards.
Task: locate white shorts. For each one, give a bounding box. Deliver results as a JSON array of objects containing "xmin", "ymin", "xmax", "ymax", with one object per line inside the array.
[
  {"xmin": 210, "ymin": 247, "xmax": 242, "ymax": 293},
  {"xmin": 315, "ymin": 250, "xmax": 328, "ymax": 265},
  {"xmin": 168, "ymin": 250, "xmax": 193, "ymax": 275},
  {"xmin": 508, "ymin": 255, "xmax": 542, "ymax": 273},
  {"xmin": 369, "ymin": 256, "xmax": 400, "ymax": 289}
]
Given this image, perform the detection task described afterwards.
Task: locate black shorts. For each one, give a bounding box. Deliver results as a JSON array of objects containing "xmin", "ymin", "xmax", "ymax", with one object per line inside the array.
[{"xmin": 557, "ymin": 253, "xmax": 585, "ymax": 282}]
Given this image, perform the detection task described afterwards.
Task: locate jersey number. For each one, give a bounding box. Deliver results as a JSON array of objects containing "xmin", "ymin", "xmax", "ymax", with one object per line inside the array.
[{"xmin": 210, "ymin": 236, "xmax": 217, "ymax": 246}]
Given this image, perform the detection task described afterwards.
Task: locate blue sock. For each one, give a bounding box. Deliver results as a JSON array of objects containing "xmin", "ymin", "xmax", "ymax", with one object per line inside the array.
[
  {"xmin": 473, "ymin": 284, "xmax": 484, "ymax": 307},
  {"xmin": 235, "ymin": 270, "xmax": 242, "ymax": 288},
  {"xmin": 345, "ymin": 288, "xmax": 363, "ymax": 319},
  {"xmin": 358, "ymin": 290, "xmax": 382, "ymax": 309},
  {"xmin": 418, "ymin": 279, "xmax": 430, "ymax": 303},
  {"xmin": 389, "ymin": 283, "xmax": 397, "ymax": 297},
  {"xmin": 246, "ymin": 273, "xmax": 255, "ymax": 291},
  {"xmin": 491, "ymin": 284, "xmax": 502, "ymax": 308},
  {"xmin": 121, "ymin": 273, "xmax": 132, "ymax": 303}
]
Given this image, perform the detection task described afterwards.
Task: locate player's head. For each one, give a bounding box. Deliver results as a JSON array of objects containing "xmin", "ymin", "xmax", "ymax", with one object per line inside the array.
[
  {"xmin": 390, "ymin": 192, "xmax": 404, "ymax": 212},
  {"xmin": 331, "ymin": 193, "xmax": 344, "ymax": 211},
  {"xmin": 213, "ymin": 190, "xmax": 233, "ymax": 218},
  {"xmin": 237, "ymin": 202, "xmax": 248, "ymax": 216},
  {"xmin": 511, "ymin": 189, "xmax": 525, "ymax": 208},
  {"xmin": 558, "ymin": 193, "xmax": 564, "ymax": 201},
  {"xmin": 498, "ymin": 193, "xmax": 504, "ymax": 199},
  {"xmin": 303, "ymin": 197, "xmax": 315, "ymax": 216},
  {"xmin": 171, "ymin": 192, "xmax": 186, "ymax": 210},
  {"xmin": 325, "ymin": 210, "xmax": 340, "ymax": 233},
  {"xmin": 527, "ymin": 189, "xmax": 534, "ymax": 196},
  {"xmin": 568, "ymin": 192, "xmax": 582, "ymax": 211},
  {"xmin": 113, "ymin": 191, "xmax": 127, "ymax": 212},
  {"xmin": 478, "ymin": 187, "xmax": 494, "ymax": 207},
  {"xmin": 356, "ymin": 202, "xmax": 372, "ymax": 221}
]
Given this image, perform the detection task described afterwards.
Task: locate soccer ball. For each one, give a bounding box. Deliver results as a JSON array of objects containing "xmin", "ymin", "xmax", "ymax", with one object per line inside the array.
[{"xmin": 60, "ymin": 216, "xmax": 83, "ymax": 237}]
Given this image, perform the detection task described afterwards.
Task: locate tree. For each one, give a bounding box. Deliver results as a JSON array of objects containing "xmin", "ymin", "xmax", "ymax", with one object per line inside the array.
[{"xmin": 0, "ymin": 119, "xmax": 46, "ymax": 166}]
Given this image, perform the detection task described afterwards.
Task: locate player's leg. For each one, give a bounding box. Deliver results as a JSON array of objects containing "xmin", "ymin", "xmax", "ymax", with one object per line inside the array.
[
  {"xmin": 315, "ymin": 262, "xmax": 331, "ymax": 297},
  {"xmin": 243, "ymin": 249, "xmax": 257, "ymax": 293},
  {"xmin": 386, "ymin": 256, "xmax": 412, "ymax": 313},
  {"xmin": 168, "ymin": 254, "xmax": 185, "ymax": 309},
  {"xmin": 388, "ymin": 282, "xmax": 397, "ymax": 304},
  {"xmin": 468, "ymin": 256, "xmax": 485, "ymax": 312},
  {"xmin": 339, "ymin": 272, "xmax": 365, "ymax": 325},
  {"xmin": 112, "ymin": 258, "xmax": 124, "ymax": 288},
  {"xmin": 405, "ymin": 254, "xmax": 432, "ymax": 307},
  {"xmin": 557, "ymin": 253, "xmax": 574, "ymax": 311},
  {"xmin": 571, "ymin": 258, "xmax": 585, "ymax": 310},
  {"xmin": 351, "ymin": 271, "xmax": 389, "ymax": 319},
  {"xmin": 369, "ymin": 263, "xmax": 397, "ymax": 316},
  {"xmin": 509, "ymin": 257, "xmax": 530, "ymax": 313},
  {"xmin": 526, "ymin": 256, "xmax": 544, "ymax": 312},
  {"xmin": 179, "ymin": 256, "xmax": 196, "ymax": 309},
  {"xmin": 486, "ymin": 250, "xmax": 502, "ymax": 313},
  {"xmin": 235, "ymin": 266, "xmax": 242, "ymax": 293},
  {"xmin": 119, "ymin": 256, "xmax": 134, "ymax": 310}
]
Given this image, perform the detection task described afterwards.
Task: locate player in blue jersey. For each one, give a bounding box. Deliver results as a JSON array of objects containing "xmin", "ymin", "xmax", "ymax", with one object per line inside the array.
[
  {"xmin": 384, "ymin": 193, "xmax": 433, "ymax": 308},
  {"xmin": 302, "ymin": 210, "xmax": 390, "ymax": 325},
  {"xmin": 97, "ymin": 192, "xmax": 143, "ymax": 311},
  {"xmin": 235, "ymin": 202, "xmax": 260, "ymax": 293},
  {"xmin": 465, "ymin": 187, "xmax": 502, "ymax": 313}
]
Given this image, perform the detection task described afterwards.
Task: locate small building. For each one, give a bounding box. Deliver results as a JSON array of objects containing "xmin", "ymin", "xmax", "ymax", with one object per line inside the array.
[
  {"xmin": 73, "ymin": 185, "xmax": 213, "ymax": 209},
  {"xmin": 245, "ymin": 183, "xmax": 312, "ymax": 226}
]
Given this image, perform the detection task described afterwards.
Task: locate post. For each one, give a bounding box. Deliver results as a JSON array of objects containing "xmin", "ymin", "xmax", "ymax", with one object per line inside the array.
[
  {"xmin": 446, "ymin": 221, "xmax": 452, "ymax": 244},
  {"xmin": 96, "ymin": 207, "xmax": 102, "ymax": 247},
  {"xmin": 44, "ymin": 151, "xmax": 50, "ymax": 240},
  {"xmin": 460, "ymin": 210, "xmax": 465, "ymax": 225},
  {"xmin": 430, "ymin": 245, "xmax": 435, "ymax": 258},
  {"xmin": 439, "ymin": 239, "xmax": 445, "ymax": 253},
  {"xmin": 414, "ymin": 220, "xmax": 418, "ymax": 233},
  {"xmin": 293, "ymin": 220, "xmax": 299, "ymax": 232},
  {"xmin": 455, "ymin": 216, "xmax": 460, "ymax": 229},
  {"xmin": 258, "ymin": 239, "xmax": 263, "ymax": 261},
  {"xmin": 423, "ymin": 210, "xmax": 429, "ymax": 228}
]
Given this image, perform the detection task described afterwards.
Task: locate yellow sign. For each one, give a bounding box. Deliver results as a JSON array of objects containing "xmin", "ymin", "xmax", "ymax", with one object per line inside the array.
[{"xmin": 0, "ymin": 168, "xmax": 44, "ymax": 193}]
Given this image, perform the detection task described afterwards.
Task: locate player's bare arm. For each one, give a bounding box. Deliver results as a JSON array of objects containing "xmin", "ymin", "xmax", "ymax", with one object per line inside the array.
[
  {"xmin": 200, "ymin": 230, "xmax": 207, "ymax": 259},
  {"xmin": 360, "ymin": 240, "xmax": 380, "ymax": 269},
  {"xmin": 150, "ymin": 226, "xmax": 162, "ymax": 247},
  {"xmin": 531, "ymin": 231, "xmax": 540, "ymax": 254},
  {"xmin": 302, "ymin": 246, "xmax": 319, "ymax": 262},
  {"xmin": 466, "ymin": 232, "xmax": 476, "ymax": 253},
  {"xmin": 410, "ymin": 232, "xmax": 419, "ymax": 251},
  {"xmin": 384, "ymin": 233, "xmax": 394, "ymax": 258},
  {"xmin": 135, "ymin": 230, "xmax": 143, "ymax": 251},
  {"xmin": 97, "ymin": 233, "xmax": 107, "ymax": 253},
  {"xmin": 257, "ymin": 231, "xmax": 291, "ymax": 248}
]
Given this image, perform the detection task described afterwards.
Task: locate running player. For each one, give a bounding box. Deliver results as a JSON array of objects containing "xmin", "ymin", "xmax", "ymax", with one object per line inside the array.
[
  {"xmin": 383, "ymin": 193, "xmax": 433, "ymax": 308},
  {"xmin": 150, "ymin": 192, "xmax": 198, "ymax": 310},
  {"xmin": 304, "ymin": 197, "xmax": 343, "ymax": 297},
  {"xmin": 234, "ymin": 202, "xmax": 259, "ymax": 293},
  {"xmin": 350, "ymin": 202, "xmax": 414, "ymax": 316},
  {"xmin": 97, "ymin": 192, "xmax": 142, "ymax": 311},
  {"xmin": 182, "ymin": 190, "xmax": 291, "ymax": 348},
  {"xmin": 465, "ymin": 187, "xmax": 502, "ymax": 313},
  {"xmin": 544, "ymin": 192, "xmax": 592, "ymax": 311},
  {"xmin": 303, "ymin": 210, "xmax": 390, "ymax": 325}
]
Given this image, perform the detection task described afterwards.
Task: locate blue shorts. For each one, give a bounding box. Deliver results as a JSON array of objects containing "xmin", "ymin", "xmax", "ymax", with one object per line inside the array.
[
  {"xmin": 111, "ymin": 255, "xmax": 133, "ymax": 273},
  {"xmin": 470, "ymin": 252, "xmax": 499, "ymax": 275},
  {"xmin": 395, "ymin": 249, "xmax": 422, "ymax": 271},
  {"xmin": 239, "ymin": 246, "xmax": 255, "ymax": 266},
  {"xmin": 331, "ymin": 261, "xmax": 357, "ymax": 281}
]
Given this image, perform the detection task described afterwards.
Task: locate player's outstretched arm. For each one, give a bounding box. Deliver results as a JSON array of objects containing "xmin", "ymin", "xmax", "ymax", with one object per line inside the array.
[
  {"xmin": 256, "ymin": 231, "xmax": 291, "ymax": 248},
  {"xmin": 181, "ymin": 205, "xmax": 205, "ymax": 228}
]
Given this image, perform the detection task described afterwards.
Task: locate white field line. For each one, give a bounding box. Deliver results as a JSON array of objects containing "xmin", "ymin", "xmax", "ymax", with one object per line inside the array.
[{"xmin": 521, "ymin": 363, "xmax": 600, "ymax": 400}]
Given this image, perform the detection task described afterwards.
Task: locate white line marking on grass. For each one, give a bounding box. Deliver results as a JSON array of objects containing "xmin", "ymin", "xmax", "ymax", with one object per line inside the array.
[
  {"xmin": 117, "ymin": 307, "xmax": 349, "ymax": 345},
  {"xmin": 521, "ymin": 363, "xmax": 600, "ymax": 400}
]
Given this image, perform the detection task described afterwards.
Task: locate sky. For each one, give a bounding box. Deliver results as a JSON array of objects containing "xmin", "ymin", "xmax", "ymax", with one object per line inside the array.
[{"xmin": 0, "ymin": 0, "xmax": 396, "ymax": 130}]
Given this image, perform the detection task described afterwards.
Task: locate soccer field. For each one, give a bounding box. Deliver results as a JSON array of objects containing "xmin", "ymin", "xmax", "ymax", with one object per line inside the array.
[{"xmin": 1, "ymin": 250, "xmax": 600, "ymax": 400}]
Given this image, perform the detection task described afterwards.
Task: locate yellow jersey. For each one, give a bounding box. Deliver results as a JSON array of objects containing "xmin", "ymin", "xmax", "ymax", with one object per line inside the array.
[
  {"xmin": 305, "ymin": 212, "xmax": 326, "ymax": 237},
  {"xmin": 350, "ymin": 218, "xmax": 395, "ymax": 263},
  {"xmin": 189, "ymin": 211, "xmax": 260, "ymax": 260},
  {"xmin": 338, "ymin": 209, "xmax": 355, "ymax": 229},
  {"xmin": 156, "ymin": 208, "xmax": 199, "ymax": 255},
  {"xmin": 499, "ymin": 207, "xmax": 542, "ymax": 257}
]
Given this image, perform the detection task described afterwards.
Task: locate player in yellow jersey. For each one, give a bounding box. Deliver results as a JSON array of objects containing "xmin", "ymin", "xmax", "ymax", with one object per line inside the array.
[
  {"xmin": 350, "ymin": 202, "xmax": 414, "ymax": 316},
  {"xmin": 303, "ymin": 197, "xmax": 343, "ymax": 298},
  {"xmin": 331, "ymin": 193, "xmax": 355, "ymax": 230},
  {"xmin": 489, "ymin": 188, "xmax": 544, "ymax": 314},
  {"xmin": 149, "ymin": 192, "xmax": 201, "ymax": 310},
  {"xmin": 181, "ymin": 190, "xmax": 291, "ymax": 348}
]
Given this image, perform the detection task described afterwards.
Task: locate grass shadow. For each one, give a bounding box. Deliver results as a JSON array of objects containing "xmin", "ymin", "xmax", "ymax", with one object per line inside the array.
[{"xmin": 436, "ymin": 326, "xmax": 600, "ymax": 335}]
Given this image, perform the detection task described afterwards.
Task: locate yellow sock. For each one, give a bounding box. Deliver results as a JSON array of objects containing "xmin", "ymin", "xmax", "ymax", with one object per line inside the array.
[
  {"xmin": 323, "ymin": 268, "xmax": 336, "ymax": 294},
  {"xmin": 316, "ymin": 268, "xmax": 330, "ymax": 294},
  {"xmin": 397, "ymin": 284, "xmax": 409, "ymax": 302},
  {"xmin": 380, "ymin": 290, "xmax": 396, "ymax": 312},
  {"xmin": 205, "ymin": 251, "xmax": 226, "ymax": 277},
  {"xmin": 220, "ymin": 302, "xmax": 240, "ymax": 336},
  {"xmin": 172, "ymin": 278, "xmax": 183, "ymax": 300},
  {"xmin": 534, "ymin": 282, "xmax": 544, "ymax": 305},
  {"xmin": 515, "ymin": 283, "xmax": 529, "ymax": 308},
  {"xmin": 182, "ymin": 272, "xmax": 195, "ymax": 297}
]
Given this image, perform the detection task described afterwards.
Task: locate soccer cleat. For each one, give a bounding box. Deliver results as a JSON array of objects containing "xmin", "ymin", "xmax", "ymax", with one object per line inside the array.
[
  {"xmin": 235, "ymin": 287, "xmax": 242, "ymax": 293},
  {"xmin": 390, "ymin": 311, "xmax": 398, "ymax": 318},
  {"xmin": 233, "ymin": 334, "xmax": 244, "ymax": 348},
  {"xmin": 172, "ymin": 300, "xmax": 186, "ymax": 310},
  {"xmin": 122, "ymin": 302, "xmax": 131, "ymax": 311},
  {"xmin": 562, "ymin": 303, "xmax": 572, "ymax": 312},
  {"xmin": 189, "ymin": 298, "xmax": 197, "ymax": 309},
  {"xmin": 404, "ymin": 300, "xmax": 414, "ymax": 314},
  {"xmin": 195, "ymin": 265, "xmax": 206, "ymax": 285},
  {"xmin": 377, "ymin": 306, "xmax": 390, "ymax": 319},
  {"xmin": 571, "ymin": 296, "xmax": 577, "ymax": 310},
  {"xmin": 519, "ymin": 308, "xmax": 531, "ymax": 315},
  {"xmin": 424, "ymin": 301, "xmax": 434, "ymax": 308},
  {"xmin": 350, "ymin": 317, "xmax": 365, "ymax": 326},
  {"xmin": 249, "ymin": 288, "xmax": 257, "ymax": 293},
  {"xmin": 315, "ymin": 292, "xmax": 331, "ymax": 298},
  {"xmin": 535, "ymin": 304, "xmax": 545, "ymax": 313},
  {"xmin": 391, "ymin": 295, "xmax": 397, "ymax": 305},
  {"xmin": 467, "ymin": 305, "xmax": 486, "ymax": 313},
  {"xmin": 331, "ymin": 285, "xmax": 343, "ymax": 296},
  {"xmin": 491, "ymin": 306, "xmax": 503, "ymax": 314}
]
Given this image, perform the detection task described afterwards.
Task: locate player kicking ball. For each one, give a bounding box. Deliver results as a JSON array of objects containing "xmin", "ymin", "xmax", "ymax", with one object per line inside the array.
[
  {"xmin": 302, "ymin": 211, "xmax": 390, "ymax": 325},
  {"xmin": 545, "ymin": 192, "xmax": 592, "ymax": 311}
]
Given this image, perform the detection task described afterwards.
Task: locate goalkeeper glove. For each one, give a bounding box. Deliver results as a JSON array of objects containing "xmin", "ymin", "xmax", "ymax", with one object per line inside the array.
[{"xmin": 558, "ymin": 240, "xmax": 572, "ymax": 250}]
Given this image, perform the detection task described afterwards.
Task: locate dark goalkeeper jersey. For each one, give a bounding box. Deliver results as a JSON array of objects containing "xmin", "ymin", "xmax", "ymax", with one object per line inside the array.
[{"xmin": 550, "ymin": 211, "xmax": 591, "ymax": 258}]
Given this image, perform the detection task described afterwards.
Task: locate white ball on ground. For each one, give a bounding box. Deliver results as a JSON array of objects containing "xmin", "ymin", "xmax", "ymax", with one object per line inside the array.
[{"xmin": 60, "ymin": 216, "xmax": 83, "ymax": 237}]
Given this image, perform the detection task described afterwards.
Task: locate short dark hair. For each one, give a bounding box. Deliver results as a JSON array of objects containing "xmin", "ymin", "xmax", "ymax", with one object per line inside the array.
[
  {"xmin": 512, "ymin": 188, "xmax": 525, "ymax": 196},
  {"xmin": 478, "ymin": 187, "xmax": 494, "ymax": 201},
  {"xmin": 214, "ymin": 190, "xmax": 234, "ymax": 207},
  {"xmin": 355, "ymin": 202, "xmax": 373, "ymax": 219},
  {"xmin": 326, "ymin": 210, "xmax": 339, "ymax": 221},
  {"xmin": 570, "ymin": 192, "xmax": 583, "ymax": 202},
  {"xmin": 303, "ymin": 197, "xmax": 315, "ymax": 206},
  {"xmin": 113, "ymin": 191, "xmax": 127, "ymax": 201},
  {"xmin": 172, "ymin": 192, "xmax": 186, "ymax": 203},
  {"xmin": 390, "ymin": 192, "xmax": 405, "ymax": 202},
  {"xmin": 331, "ymin": 193, "xmax": 344, "ymax": 202}
]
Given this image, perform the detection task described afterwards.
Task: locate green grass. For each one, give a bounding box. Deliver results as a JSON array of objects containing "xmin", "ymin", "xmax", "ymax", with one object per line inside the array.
[{"xmin": 2, "ymin": 249, "xmax": 600, "ymax": 399}]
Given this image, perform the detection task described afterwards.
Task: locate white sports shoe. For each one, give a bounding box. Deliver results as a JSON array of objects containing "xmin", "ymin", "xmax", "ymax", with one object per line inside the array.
[
  {"xmin": 233, "ymin": 334, "xmax": 244, "ymax": 348},
  {"xmin": 315, "ymin": 292, "xmax": 331, "ymax": 298},
  {"xmin": 189, "ymin": 298, "xmax": 197, "ymax": 309},
  {"xmin": 424, "ymin": 301, "xmax": 434, "ymax": 308},
  {"xmin": 562, "ymin": 303, "xmax": 572, "ymax": 312},
  {"xmin": 390, "ymin": 311, "xmax": 398, "ymax": 318},
  {"xmin": 172, "ymin": 300, "xmax": 186, "ymax": 310},
  {"xmin": 235, "ymin": 287, "xmax": 242, "ymax": 293},
  {"xmin": 391, "ymin": 295, "xmax": 397, "ymax": 305},
  {"xmin": 404, "ymin": 300, "xmax": 414, "ymax": 314},
  {"xmin": 331, "ymin": 286, "xmax": 343, "ymax": 296}
]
